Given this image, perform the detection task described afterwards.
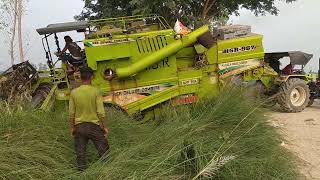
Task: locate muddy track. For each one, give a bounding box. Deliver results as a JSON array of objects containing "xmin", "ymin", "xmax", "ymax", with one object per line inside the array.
[{"xmin": 270, "ymin": 101, "xmax": 320, "ymax": 180}]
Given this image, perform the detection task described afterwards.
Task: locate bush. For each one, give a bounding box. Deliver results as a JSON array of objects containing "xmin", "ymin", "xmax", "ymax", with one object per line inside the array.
[{"xmin": 0, "ymin": 87, "xmax": 299, "ymax": 180}]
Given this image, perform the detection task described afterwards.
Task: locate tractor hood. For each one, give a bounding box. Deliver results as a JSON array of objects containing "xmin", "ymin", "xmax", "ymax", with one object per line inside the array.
[
  {"xmin": 265, "ymin": 51, "xmax": 313, "ymax": 66},
  {"xmin": 36, "ymin": 21, "xmax": 89, "ymax": 35}
]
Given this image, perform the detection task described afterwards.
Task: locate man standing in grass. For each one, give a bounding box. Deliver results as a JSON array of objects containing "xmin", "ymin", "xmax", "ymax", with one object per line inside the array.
[{"xmin": 69, "ymin": 67, "xmax": 109, "ymax": 171}]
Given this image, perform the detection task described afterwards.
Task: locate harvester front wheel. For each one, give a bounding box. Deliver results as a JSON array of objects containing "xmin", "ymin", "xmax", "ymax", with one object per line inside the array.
[
  {"xmin": 31, "ymin": 84, "xmax": 52, "ymax": 108},
  {"xmin": 277, "ymin": 78, "xmax": 310, "ymax": 112}
]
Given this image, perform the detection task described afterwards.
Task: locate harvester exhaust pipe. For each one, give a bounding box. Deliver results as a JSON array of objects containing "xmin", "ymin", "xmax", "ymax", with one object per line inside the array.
[{"xmin": 115, "ymin": 26, "xmax": 211, "ymax": 79}]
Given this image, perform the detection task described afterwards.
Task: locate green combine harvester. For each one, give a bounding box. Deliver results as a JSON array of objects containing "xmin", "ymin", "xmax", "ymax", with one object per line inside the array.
[{"xmin": 0, "ymin": 15, "xmax": 314, "ymax": 117}]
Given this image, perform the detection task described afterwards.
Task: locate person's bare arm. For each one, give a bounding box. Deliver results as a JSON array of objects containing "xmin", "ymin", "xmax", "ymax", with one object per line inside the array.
[
  {"xmin": 98, "ymin": 114, "xmax": 108, "ymax": 135},
  {"xmin": 96, "ymin": 91, "xmax": 108, "ymax": 136},
  {"xmin": 69, "ymin": 94, "xmax": 76, "ymax": 136},
  {"xmin": 57, "ymin": 45, "xmax": 68, "ymax": 56},
  {"xmin": 70, "ymin": 115, "xmax": 76, "ymax": 135}
]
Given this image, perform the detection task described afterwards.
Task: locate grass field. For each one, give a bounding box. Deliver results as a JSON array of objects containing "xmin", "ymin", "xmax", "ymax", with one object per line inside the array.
[{"xmin": 0, "ymin": 87, "xmax": 300, "ymax": 179}]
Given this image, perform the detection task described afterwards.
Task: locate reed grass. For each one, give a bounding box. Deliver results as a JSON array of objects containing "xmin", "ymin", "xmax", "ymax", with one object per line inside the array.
[{"xmin": 0, "ymin": 87, "xmax": 299, "ymax": 179}]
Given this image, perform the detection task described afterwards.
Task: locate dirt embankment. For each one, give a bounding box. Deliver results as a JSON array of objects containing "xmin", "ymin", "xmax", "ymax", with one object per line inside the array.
[{"xmin": 271, "ymin": 102, "xmax": 320, "ymax": 180}]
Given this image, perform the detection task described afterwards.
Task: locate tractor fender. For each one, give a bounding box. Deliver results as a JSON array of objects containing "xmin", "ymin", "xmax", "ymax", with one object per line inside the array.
[{"xmin": 277, "ymin": 75, "xmax": 310, "ymax": 84}]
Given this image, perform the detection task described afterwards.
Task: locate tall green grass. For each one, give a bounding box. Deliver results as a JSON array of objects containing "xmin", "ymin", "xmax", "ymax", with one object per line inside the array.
[{"xmin": 0, "ymin": 87, "xmax": 299, "ymax": 179}]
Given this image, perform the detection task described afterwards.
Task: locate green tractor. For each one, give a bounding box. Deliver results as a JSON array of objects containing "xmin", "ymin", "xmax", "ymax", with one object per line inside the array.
[
  {"xmin": 0, "ymin": 15, "xmax": 313, "ymax": 116},
  {"xmin": 263, "ymin": 52, "xmax": 313, "ymax": 112}
]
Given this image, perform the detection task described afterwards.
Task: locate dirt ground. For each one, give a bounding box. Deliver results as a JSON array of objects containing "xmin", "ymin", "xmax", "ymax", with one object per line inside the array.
[{"xmin": 270, "ymin": 101, "xmax": 320, "ymax": 180}]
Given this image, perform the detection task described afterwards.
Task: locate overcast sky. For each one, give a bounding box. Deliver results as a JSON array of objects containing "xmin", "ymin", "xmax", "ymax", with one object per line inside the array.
[
  {"xmin": 0, "ymin": 0, "xmax": 84, "ymax": 70},
  {"xmin": 0, "ymin": 0, "xmax": 319, "ymax": 72}
]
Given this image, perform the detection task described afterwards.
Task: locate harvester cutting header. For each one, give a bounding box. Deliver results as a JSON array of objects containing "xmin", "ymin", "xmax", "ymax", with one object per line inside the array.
[{"xmin": 0, "ymin": 15, "xmax": 314, "ymax": 118}]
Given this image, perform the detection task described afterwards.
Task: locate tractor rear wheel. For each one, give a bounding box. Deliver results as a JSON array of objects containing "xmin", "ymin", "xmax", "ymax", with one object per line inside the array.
[{"xmin": 277, "ymin": 78, "xmax": 310, "ymax": 112}]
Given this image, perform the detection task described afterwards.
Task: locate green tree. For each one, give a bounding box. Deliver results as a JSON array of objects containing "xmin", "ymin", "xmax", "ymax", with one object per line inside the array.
[
  {"xmin": 75, "ymin": 0, "xmax": 133, "ymax": 20},
  {"xmin": 76, "ymin": 0, "xmax": 296, "ymax": 27}
]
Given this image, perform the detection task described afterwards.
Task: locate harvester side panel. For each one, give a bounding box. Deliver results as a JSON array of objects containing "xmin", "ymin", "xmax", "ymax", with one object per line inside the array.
[
  {"xmin": 215, "ymin": 35, "xmax": 265, "ymax": 79},
  {"xmin": 217, "ymin": 35, "xmax": 264, "ymax": 63},
  {"xmin": 85, "ymin": 42, "xmax": 132, "ymax": 70}
]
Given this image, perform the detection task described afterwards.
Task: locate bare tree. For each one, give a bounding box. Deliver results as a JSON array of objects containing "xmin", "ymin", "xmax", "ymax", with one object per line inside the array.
[
  {"xmin": 10, "ymin": 0, "xmax": 18, "ymax": 65},
  {"xmin": 17, "ymin": 0, "xmax": 24, "ymax": 63},
  {"xmin": 0, "ymin": 0, "xmax": 26, "ymax": 65},
  {"xmin": 0, "ymin": 0, "xmax": 17, "ymax": 65}
]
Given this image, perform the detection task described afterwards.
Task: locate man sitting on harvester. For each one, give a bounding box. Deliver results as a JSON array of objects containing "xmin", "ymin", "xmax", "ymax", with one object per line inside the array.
[{"xmin": 55, "ymin": 36, "xmax": 84, "ymax": 70}]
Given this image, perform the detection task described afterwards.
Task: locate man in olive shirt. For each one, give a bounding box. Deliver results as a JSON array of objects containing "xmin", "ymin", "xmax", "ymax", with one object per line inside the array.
[{"xmin": 69, "ymin": 67, "xmax": 109, "ymax": 171}]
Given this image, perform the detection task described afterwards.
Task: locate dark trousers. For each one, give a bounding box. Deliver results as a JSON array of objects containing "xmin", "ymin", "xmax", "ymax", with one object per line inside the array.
[
  {"xmin": 74, "ymin": 122, "xmax": 109, "ymax": 171},
  {"xmin": 61, "ymin": 54, "xmax": 86, "ymax": 67}
]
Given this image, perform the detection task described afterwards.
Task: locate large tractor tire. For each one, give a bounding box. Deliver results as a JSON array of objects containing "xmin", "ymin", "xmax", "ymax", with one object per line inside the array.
[{"xmin": 277, "ymin": 78, "xmax": 310, "ymax": 113}]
